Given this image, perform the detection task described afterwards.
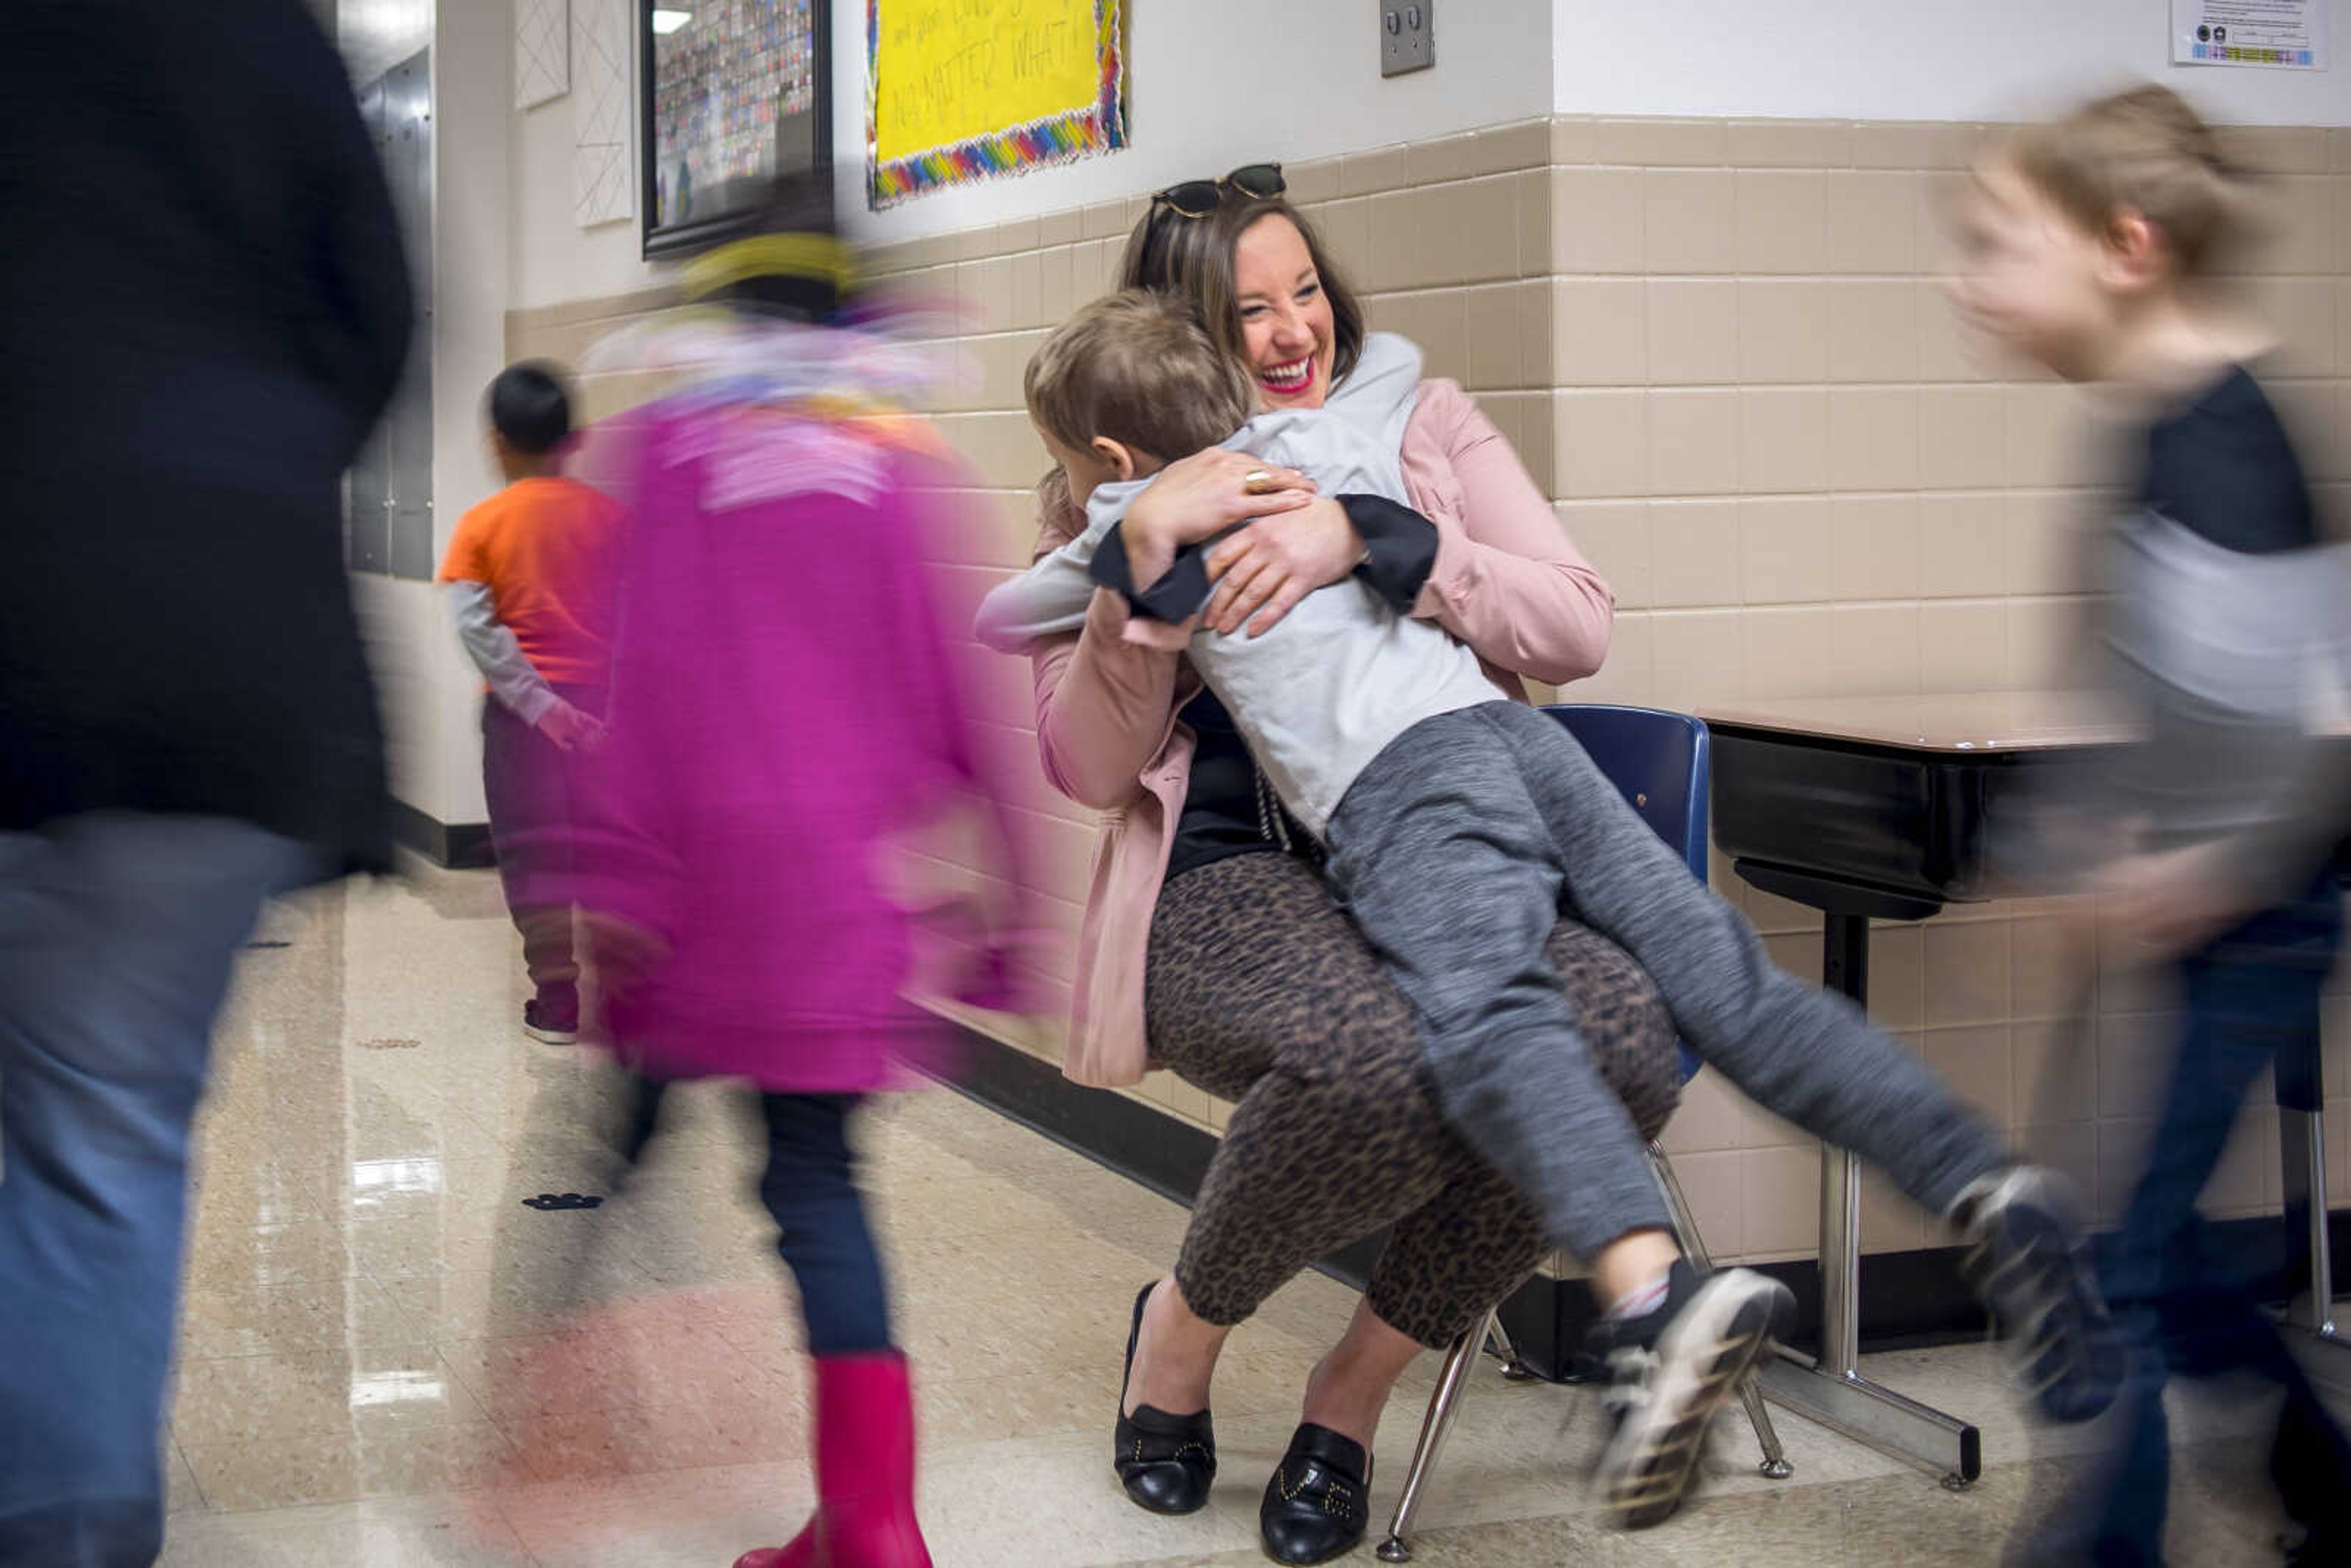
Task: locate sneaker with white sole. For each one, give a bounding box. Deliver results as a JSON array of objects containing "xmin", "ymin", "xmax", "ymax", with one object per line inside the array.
[
  {"xmin": 522, "ymin": 994, "xmax": 579, "ymax": 1045},
  {"xmin": 1948, "ymin": 1165, "xmax": 2122, "ymax": 1424},
  {"xmin": 1590, "ymin": 1261, "xmax": 1794, "ymax": 1529}
]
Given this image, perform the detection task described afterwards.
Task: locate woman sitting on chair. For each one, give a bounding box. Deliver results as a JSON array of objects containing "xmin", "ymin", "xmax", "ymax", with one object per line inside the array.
[
  {"xmin": 980, "ymin": 170, "xmax": 1670, "ymax": 1566},
  {"xmin": 978, "ymin": 168, "xmax": 2118, "ymax": 1558}
]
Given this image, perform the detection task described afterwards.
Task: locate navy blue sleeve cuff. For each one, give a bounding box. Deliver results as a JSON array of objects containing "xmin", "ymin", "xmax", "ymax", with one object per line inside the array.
[
  {"xmin": 1088, "ymin": 521, "xmax": 1214, "ymax": 624},
  {"xmin": 1339, "ymin": 494, "xmax": 1439, "ymax": 612}
]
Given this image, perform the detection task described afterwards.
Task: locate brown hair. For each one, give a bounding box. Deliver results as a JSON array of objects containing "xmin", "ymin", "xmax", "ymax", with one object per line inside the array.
[
  {"xmin": 1023, "ymin": 290, "xmax": 1256, "ymax": 462},
  {"xmin": 2002, "ymin": 83, "xmax": 2254, "ymax": 277},
  {"xmin": 1119, "ymin": 195, "xmax": 1367, "ymax": 387}
]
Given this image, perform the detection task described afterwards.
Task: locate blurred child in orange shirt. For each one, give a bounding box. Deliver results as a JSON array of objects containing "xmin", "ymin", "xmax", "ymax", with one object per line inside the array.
[{"xmin": 439, "ymin": 361, "xmax": 622, "ymax": 1043}]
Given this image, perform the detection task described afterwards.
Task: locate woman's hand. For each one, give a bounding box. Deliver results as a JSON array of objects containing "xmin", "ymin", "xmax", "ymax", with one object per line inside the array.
[
  {"xmin": 1201, "ymin": 497, "xmax": 1365, "ymax": 637},
  {"xmin": 1124, "ymin": 449, "xmax": 1314, "ymax": 589}
]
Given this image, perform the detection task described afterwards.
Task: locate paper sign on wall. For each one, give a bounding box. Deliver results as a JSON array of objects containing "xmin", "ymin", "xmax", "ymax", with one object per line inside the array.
[
  {"xmin": 867, "ymin": 0, "xmax": 1126, "ymax": 209},
  {"xmin": 516, "ymin": 0, "xmax": 569, "ymax": 110},
  {"xmin": 572, "ymin": 0, "xmax": 634, "ymax": 227},
  {"xmin": 2172, "ymin": 0, "xmax": 2330, "ymax": 69}
]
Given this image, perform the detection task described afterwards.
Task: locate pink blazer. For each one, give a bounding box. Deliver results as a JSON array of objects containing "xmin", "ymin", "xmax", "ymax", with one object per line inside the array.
[{"xmin": 1029, "ymin": 379, "xmax": 1615, "ymax": 1087}]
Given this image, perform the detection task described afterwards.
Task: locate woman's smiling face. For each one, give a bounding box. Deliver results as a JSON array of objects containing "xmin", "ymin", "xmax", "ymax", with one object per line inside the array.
[{"xmin": 1232, "ymin": 213, "xmax": 1335, "ymax": 411}]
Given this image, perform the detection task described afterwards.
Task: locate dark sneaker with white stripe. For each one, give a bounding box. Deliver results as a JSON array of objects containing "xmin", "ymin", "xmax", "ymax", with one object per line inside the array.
[
  {"xmin": 1590, "ymin": 1261, "xmax": 1794, "ymax": 1529},
  {"xmin": 522, "ymin": 993, "xmax": 579, "ymax": 1045},
  {"xmin": 1948, "ymin": 1165, "xmax": 2122, "ymax": 1424}
]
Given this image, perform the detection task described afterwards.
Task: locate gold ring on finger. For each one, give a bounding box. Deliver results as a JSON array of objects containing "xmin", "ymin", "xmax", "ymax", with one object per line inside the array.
[{"xmin": 1242, "ymin": 468, "xmax": 1277, "ymax": 495}]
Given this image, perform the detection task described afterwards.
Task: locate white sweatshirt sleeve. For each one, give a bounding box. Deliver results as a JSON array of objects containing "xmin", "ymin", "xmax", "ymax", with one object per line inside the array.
[{"xmin": 447, "ymin": 580, "xmax": 563, "ymax": 726}]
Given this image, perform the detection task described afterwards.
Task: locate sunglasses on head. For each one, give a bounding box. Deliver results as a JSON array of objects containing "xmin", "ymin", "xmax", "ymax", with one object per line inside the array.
[{"xmin": 1151, "ymin": 163, "xmax": 1286, "ymax": 219}]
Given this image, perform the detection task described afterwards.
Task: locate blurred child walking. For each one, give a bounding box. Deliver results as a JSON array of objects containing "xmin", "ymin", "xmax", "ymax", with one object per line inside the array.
[
  {"xmin": 1951, "ymin": 83, "xmax": 2351, "ymax": 1567},
  {"xmin": 553, "ymin": 171, "xmax": 1029, "ymax": 1568},
  {"xmin": 440, "ymin": 362, "xmax": 622, "ymax": 1043}
]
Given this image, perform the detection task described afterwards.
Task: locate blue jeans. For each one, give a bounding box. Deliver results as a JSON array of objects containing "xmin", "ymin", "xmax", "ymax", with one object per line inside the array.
[
  {"xmin": 1322, "ymin": 702, "xmax": 2004, "ymax": 1257},
  {"xmin": 0, "ymin": 814, "xmax": 319, "ymax": 1567},
  {"xmin": 623, "ymin": 1080, "xmax": 893, "ymax": 1356},
  {"xmin": 2053, "ymin": 879, "xmax": 2351, "ymax": 1566}
]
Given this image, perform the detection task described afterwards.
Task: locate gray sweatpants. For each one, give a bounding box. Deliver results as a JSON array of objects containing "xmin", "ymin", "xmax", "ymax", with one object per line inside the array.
[{"xmin": 1321, "ymin": 701, "xmax": 2006, "ymax": 1261}]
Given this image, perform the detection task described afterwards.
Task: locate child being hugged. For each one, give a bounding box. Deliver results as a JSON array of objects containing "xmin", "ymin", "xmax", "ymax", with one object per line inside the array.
[{"xmin": 977, "ymin": 290, "xmax": 2121, "ymax": 1529}]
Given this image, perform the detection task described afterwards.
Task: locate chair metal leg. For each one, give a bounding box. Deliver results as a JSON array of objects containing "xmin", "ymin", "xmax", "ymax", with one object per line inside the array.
[
  {"xmin": 1376, "ymin": 1311, "xmax": 1490, "ymax": 1564},
  {"xmin": 1482, "ymin": 1308, "xmax": 1539, "ymax": 1381},
  {"xmin": 1649, "ymin": 1138, "xmax": 1795, "ymax": 1480},
  {"xmin": 1732, "ymin": 1375, "xmax": 1794, "ymax": 1480}
]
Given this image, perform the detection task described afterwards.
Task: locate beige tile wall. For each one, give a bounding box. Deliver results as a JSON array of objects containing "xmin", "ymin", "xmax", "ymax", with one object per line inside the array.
[
  {"xmin": 1513, "ymin": 119, "xmax": 2350, "ymax": 1262},
  {"xmin": 512, "ymin": 116, "xmax": 2351, "ymax": 1265}
]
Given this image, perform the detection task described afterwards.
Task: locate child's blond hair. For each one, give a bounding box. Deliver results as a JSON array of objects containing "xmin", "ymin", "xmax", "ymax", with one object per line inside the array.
[
  {"xmin": 2002, "ymin": 83, "xmax": 2253, "ymax": 277},
  {"xmin": 1024, "ymin": 290, "xmax": 1254, "ymax": 464}
]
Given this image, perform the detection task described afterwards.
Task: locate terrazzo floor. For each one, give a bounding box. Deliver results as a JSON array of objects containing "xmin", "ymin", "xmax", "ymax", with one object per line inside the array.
[{"xmin": 149, "ymin": 857, "xmax": 2343, "ymax": 1566}]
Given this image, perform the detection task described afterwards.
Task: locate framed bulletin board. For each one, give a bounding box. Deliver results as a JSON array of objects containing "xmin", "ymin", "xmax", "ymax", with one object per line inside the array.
[
  {"xmin": 867, "ymin": 0, "xmax": 1126, "ymax": 209},
  {"xmin": 641, "ymin": 0, "xmax": 833, "ymax": 258}
]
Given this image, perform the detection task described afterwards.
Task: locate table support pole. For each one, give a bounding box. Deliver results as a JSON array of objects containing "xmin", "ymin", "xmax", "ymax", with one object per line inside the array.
[
  {"xmin": 2280, "ymin": 1103, "xmax": 2351, "ymax": 1401},
  {"xmin": 2283, "ymin": 1107, "xmax": 2339, "ymax": 1342},
  {"xmin": 1753, "ymin": 907, "xmax": 1984, "ymax": 1488}
]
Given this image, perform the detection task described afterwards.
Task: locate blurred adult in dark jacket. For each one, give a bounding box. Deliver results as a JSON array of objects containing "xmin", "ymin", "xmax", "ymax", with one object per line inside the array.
[{"xmin": 0, "ymin": 3, "xmax": 409, "ymax": 1562}]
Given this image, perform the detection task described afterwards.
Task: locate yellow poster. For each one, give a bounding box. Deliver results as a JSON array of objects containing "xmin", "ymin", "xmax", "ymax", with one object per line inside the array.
[{"xmin": 867, "ymin": 0, "xmax": 1125, "ymax": 208}]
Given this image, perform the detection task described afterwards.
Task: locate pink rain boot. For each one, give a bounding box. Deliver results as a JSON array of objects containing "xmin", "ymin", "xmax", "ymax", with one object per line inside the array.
[
  {"xmin": 734, "ymin": 1352, "xmax": 932, "ymax": 1568},
  {"xmin": 731, "ymin": 1521, "xmax": 816, "ymax": 1568}
]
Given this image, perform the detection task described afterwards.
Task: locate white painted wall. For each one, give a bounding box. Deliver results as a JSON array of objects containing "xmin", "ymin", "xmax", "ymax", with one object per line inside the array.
[
  {"xmin": 509, "ymin": 0, "xmax": 1556, "ymax": 309},
  {"xmin": 511, "ymin": 4, "xmax": 666, "ymax": 310},
  {"xmin": 1553, "ymin": 0, "xmax": 2350, "ymax": 125},
  {"xmin": 351, "ymin": 573, "xmax": 478, "ymax": 825},
  {"xmin": 838, "ymin": 0, "xmax": 1556, "ymax": 246},
  {"xmin": 414, "ymin": 0, "xmax": 520, "ymax": 825},
  {"xmin": 508, "ymin": 0, "xmax": 2344, "ymax": 312},
  {"xmin": 340, "ymin": 0, "xmax": 514, "ymax": 828}
]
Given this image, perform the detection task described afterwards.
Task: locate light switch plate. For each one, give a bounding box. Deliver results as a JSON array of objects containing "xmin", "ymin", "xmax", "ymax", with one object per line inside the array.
[{"xmin": 1381, "ymin": 1, "xmax": 1433, "ymax": 77}]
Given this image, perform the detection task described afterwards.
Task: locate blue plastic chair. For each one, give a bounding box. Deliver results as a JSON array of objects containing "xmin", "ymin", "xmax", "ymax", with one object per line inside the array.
[
  {"xmin": 1376, "ymin": 704, "xmax": 1791, "ymax": 1563},
  {"xmin": 1546, "ymin": 703, "xmax": 1711, "ymax": 1086}
]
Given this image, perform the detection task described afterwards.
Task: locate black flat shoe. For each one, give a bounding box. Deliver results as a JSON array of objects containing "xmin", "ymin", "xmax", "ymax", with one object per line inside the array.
[
  {"xmin": 1114, "ymin": 1281, "xmax": 1217, "ymax": 1515},
  {"xmin": 1260, "ymin": 1422, "xmax": 1371, "ymax": 1565}
]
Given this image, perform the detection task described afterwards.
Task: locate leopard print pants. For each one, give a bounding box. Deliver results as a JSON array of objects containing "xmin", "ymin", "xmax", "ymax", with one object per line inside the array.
[{"xmin": 1146, "ymin": 850, "xmax": 1681, "ymax": 1349}]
